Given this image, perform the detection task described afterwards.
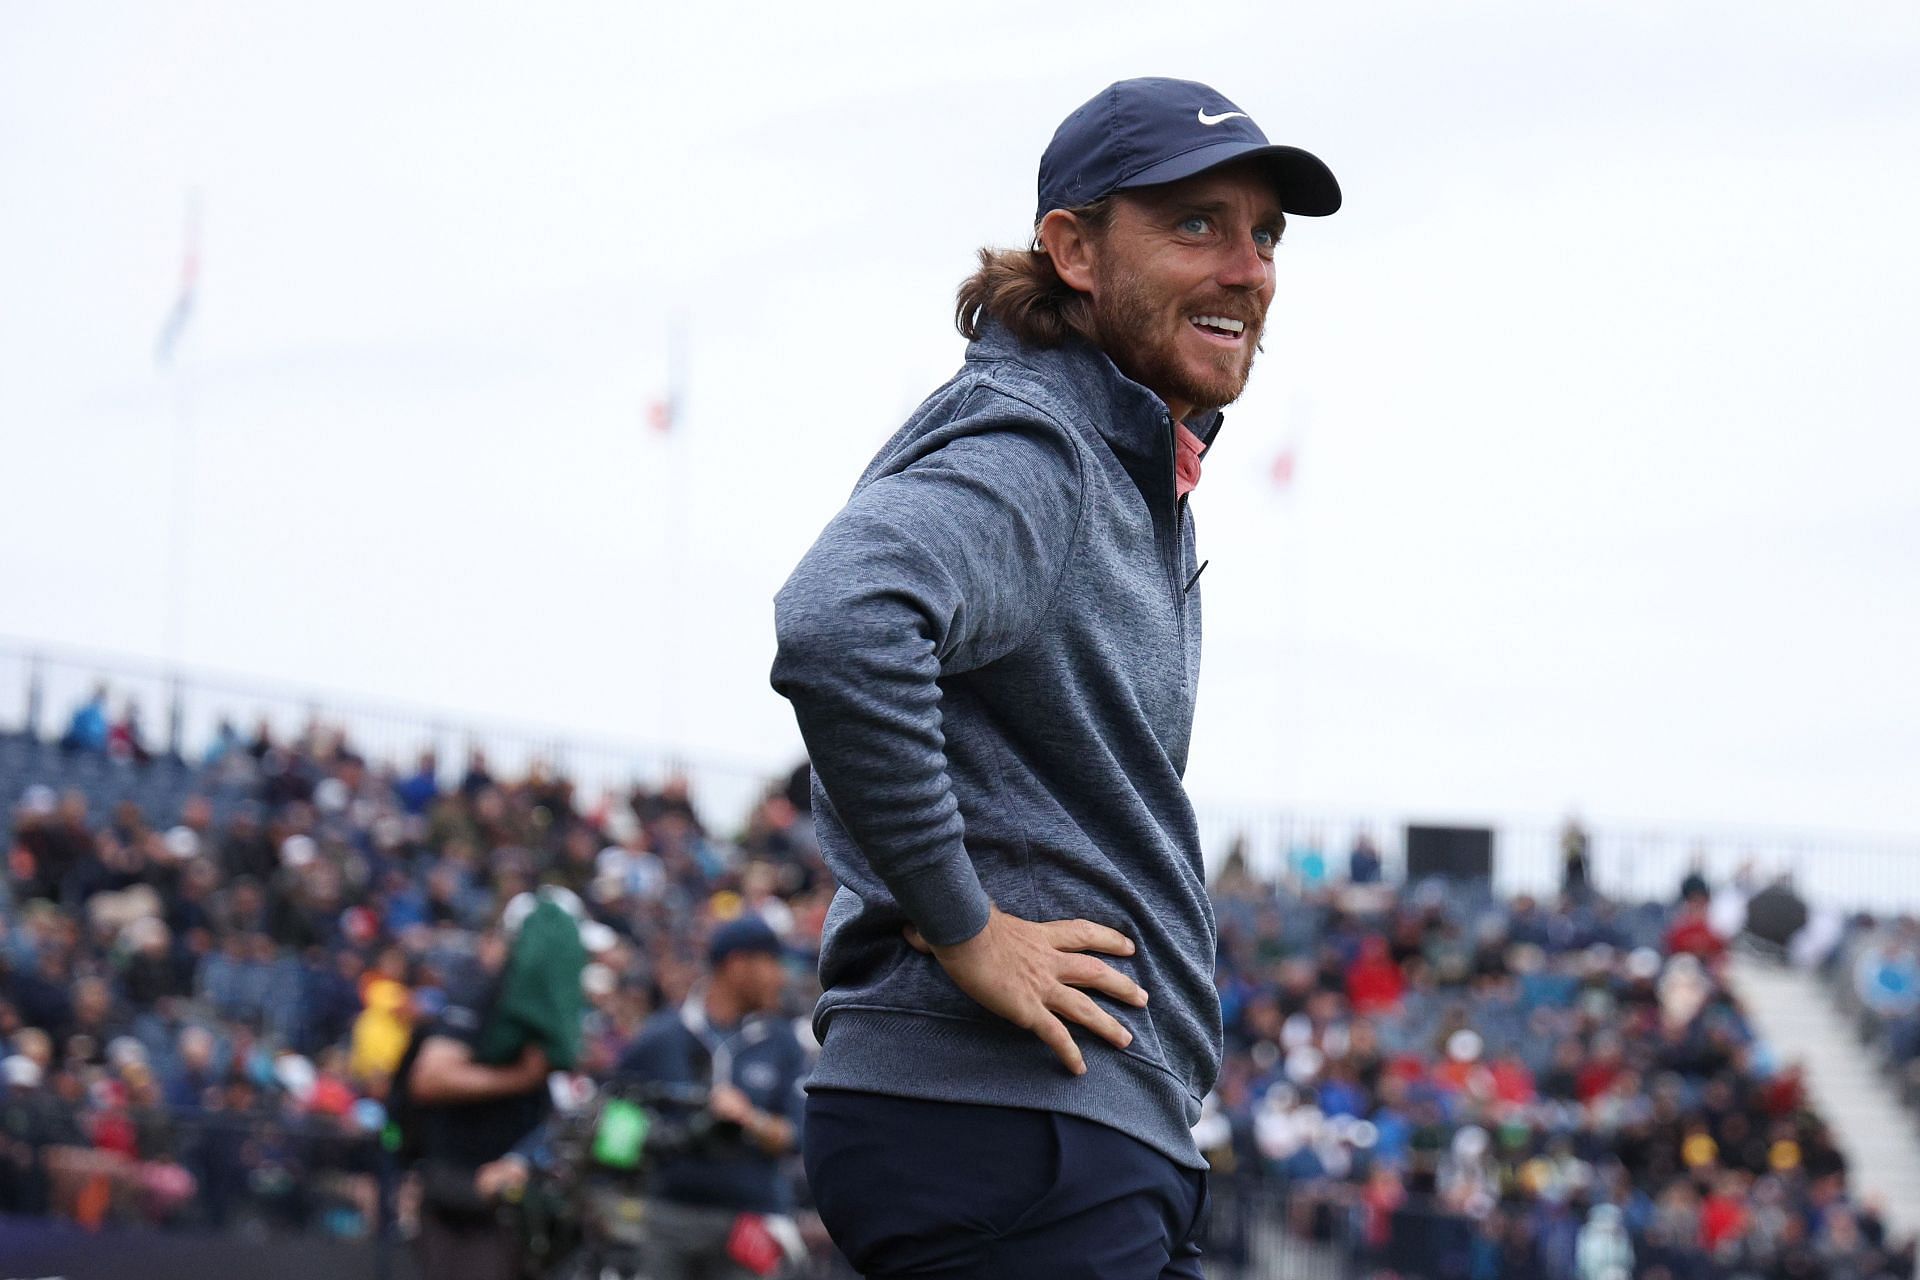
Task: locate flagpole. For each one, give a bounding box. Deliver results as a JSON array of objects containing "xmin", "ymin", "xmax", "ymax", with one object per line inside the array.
[
  {"xmin": 1269, "ymin": 393, "xmax": 1308, "ymax": 827},
  {"xmin": 165, "ymin": 337, "xmax": 192, "ymax": 750},
  {"xmin": 662, "ymin": 313, "xmax": 688, "ymax": 769},
  {"xmin": 160, "ymin": 191, "xmax": 201, "ymax": 758}
]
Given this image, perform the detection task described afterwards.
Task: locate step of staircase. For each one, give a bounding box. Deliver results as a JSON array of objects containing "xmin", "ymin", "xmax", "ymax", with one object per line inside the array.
[{"xmin": 1728, "ymin": 950, "xmax": 1920, "ymax": 1242}]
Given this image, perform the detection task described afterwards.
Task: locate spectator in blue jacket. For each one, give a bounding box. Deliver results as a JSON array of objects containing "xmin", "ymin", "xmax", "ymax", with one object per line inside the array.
[{"xmin": 57, "ymin": 686, "xmax": 109, "ymax": 755}]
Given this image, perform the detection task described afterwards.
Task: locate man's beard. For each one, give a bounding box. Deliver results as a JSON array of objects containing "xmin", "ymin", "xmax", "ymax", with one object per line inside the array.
[{"xmin": 1091, "ymin": 263, "xmax": 1262, "ymax": 415}]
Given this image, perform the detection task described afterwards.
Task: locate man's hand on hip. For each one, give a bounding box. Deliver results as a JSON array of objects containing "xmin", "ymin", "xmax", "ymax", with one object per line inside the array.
[{"xmin": 903, "ymin": 905, "xmax": 1149, "ymax": 1076}]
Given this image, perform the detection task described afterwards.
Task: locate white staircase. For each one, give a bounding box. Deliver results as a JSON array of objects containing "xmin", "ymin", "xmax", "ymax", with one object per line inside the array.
[{"xmin": 1728, "ymin": 950, "xmax": 1920, "ymax": 1242}]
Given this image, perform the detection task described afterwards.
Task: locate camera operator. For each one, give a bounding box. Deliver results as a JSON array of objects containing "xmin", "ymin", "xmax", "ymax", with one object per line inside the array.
[
  {"xmin": 620, "ymin": 914, "xmax": 808, "ymax": 1279},
  {"xmin": 471, "ymin": 915, "xmax": 808, "ymax": 1276}
]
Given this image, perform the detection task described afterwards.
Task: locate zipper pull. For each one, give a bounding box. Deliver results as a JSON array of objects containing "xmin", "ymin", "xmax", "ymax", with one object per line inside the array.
[{"xmin": 1184, "ymin": 560, "xmax": 1209, "ymax": 593}]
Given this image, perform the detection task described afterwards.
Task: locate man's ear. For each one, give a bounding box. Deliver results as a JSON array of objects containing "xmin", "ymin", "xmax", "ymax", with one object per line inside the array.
[{"xmin": 1037, "ymin": 209, "xmax": 1099, "ymax": 295}]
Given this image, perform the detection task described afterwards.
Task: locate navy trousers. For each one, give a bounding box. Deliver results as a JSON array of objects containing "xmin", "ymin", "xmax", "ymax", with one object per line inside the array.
[{"xmin": 803, "ymin": 1089, "xmax": 1209, "ymax": 1280}]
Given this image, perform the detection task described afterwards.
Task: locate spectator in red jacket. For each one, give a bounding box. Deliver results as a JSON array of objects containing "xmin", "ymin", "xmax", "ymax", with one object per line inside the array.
[
  {"xmin": 1347, "ymin": 936, "xmax": 1405, "ymax": 1015},
  {"xmin": 1575, "ymin": 1032, "xmax": 1628, "ymax": 1104},
  {"xmin": 1666, "ymin": 897, "xmax": 1727, "ymax": 961},
  {"xmin": 1700, "ymin": 1171, "xmax": 1750, "ymax": 1251}
]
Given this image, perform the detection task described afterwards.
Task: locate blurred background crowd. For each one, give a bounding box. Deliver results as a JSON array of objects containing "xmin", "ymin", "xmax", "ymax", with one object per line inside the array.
[
  {"xmin": 3, "ymin": 684, "xmax": 1917, "ymax": 1280},
  {"xmin": 3, "ymin": 687, "xmax": 832, "ymax": 1241},
  {"xmin": 1200, "ymin": 856, "xmax": 1917, "ymax": 1280}
]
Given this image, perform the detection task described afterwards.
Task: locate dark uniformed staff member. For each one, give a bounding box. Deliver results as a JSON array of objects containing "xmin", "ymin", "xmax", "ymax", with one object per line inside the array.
[{"xmin": 619, "ymin": 914, "xmax": 808, "ymax": 1279}]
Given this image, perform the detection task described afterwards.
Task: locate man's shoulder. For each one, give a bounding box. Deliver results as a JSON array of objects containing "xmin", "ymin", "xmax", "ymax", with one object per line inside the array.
[
  {"xmin": 422, "ymin": 999, "xmax": 485, "ymax": 1046},
  {"xmin": 620, "ymin": 1008, "xmax": 691, "ymax": 1064},
  {"xmin": 636, "ymin": 1006, "xmax": 685, "ymax": 1038},
  {"xmin": 957, "ymin": 347, "xmax": 1095, "ymax": 433},
  {"xmin": 418, "ymin": 970, "xmax": 499, "ymax": 1047},
  {"xmin": 965, "ymin": 324, "xmax": 1156, "ymax": 431},
  {"xmin": 862, "ymin": 360, "xmax": 1092, "ymax": 491},
  {"xmin": 891, "ymin": 329, "xmax": 1110, "ymax": 438}
]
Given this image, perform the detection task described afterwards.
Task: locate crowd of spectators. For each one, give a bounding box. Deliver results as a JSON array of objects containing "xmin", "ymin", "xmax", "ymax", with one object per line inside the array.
[
  {"xmin": 3, "ymin": 694, "xmax": 832, "ymax": 1240},
  {"xmin": 1198, "ymin": 846, "xmax": 1917, "ymax": 1280},
  {"xmin": 6, "ymin": 687, "xmax": 1920, "ymax": 1280}
]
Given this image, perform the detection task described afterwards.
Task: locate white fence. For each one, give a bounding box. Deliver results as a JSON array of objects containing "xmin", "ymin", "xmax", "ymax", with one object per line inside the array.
[{"xmin": 5, "ymin": 638, "xmax": 1915, "ymax": 912}]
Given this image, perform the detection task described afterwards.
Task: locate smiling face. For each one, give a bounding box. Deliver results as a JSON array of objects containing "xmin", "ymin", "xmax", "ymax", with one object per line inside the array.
[{"xmin": 1043, "ymin": 161, "xmax": 1284, "ymax": 422}]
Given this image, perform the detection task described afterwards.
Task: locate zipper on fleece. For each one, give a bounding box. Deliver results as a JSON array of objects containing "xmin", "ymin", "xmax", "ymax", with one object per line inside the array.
[
  {"xmin": 1164, "ymin": 413, "xmax": 1195, "ymax": 699},
  {"xmin": 1158, "ymin": 414, "xmax": 1187, "ymax": 609}
]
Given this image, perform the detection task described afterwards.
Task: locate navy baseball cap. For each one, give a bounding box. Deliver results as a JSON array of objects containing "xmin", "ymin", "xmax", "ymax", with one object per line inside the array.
[
  {"xmin": 1036, "ymin": 77, "xmax": 1341, "ymax": 226},
  {"xmin": 708, "ymin": 915, "xmax": 784, "ymax": 966}
]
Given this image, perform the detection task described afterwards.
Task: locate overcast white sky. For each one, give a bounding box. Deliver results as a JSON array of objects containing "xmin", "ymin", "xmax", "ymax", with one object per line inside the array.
[{"xmin": 2, "ymin": 1, "xmax": 1917, "ymax": 837}]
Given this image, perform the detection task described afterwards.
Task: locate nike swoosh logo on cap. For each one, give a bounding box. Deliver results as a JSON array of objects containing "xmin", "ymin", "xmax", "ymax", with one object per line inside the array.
[{"xmin": 1197, "ymin": 108, "xmax": 1249, "ymax": 126}]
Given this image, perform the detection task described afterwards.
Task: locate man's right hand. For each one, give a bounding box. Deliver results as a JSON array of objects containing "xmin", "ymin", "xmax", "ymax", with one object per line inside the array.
[
  {"xmin": 474, "ymin": 1155, "xmax": 530, "ymax": 1201},
  {"xmin": 903, "ymin": 905, "xmax": 1149, "ymax": 1076}
]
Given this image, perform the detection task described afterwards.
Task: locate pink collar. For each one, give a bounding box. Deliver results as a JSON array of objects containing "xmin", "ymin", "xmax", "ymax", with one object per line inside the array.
[{"xmin": 1174, "ymin": 421, "xmax": 1206, "ymax": 498}]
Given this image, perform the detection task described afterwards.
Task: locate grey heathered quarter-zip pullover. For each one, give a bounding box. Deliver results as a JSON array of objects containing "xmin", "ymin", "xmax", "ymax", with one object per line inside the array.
[{"xmin": 770, "ymin": 317, "xmax": 1222, "ymax": 1170}]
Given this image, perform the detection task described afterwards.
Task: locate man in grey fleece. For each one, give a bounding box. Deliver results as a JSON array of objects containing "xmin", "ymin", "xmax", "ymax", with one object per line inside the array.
[{"xmin": 771, "ymin": 77, "xmax": 1340, "ymax": 1278}]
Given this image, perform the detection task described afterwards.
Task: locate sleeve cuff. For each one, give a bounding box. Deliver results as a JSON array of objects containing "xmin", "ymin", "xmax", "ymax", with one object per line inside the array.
[{"xmin": 891, "ymin": 851, "xmax": 992, "ymax": 948}]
